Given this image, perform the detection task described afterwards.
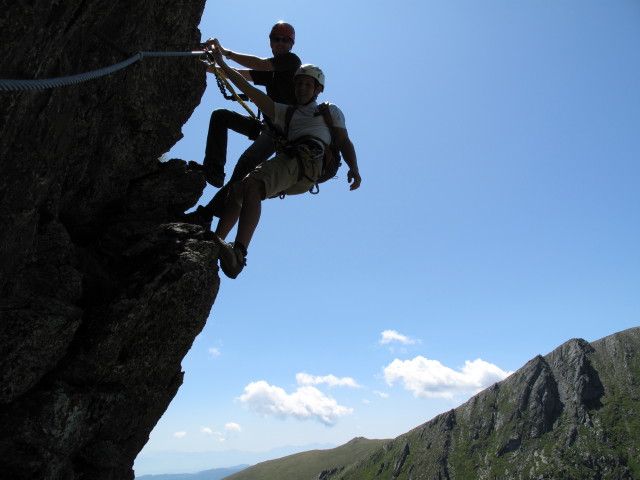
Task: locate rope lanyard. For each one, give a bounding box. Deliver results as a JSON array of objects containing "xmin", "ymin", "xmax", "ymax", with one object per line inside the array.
[
  {"xmin": 211, "ymin": 66, "xmax": 258, "ymax": 120},
  {"xmin": 201, "ymin": 49, "xmax": 258, "ymax": 120},
  {"xmin": 0, "ymin": 51, "xmax": 206, "ymax": 92}
]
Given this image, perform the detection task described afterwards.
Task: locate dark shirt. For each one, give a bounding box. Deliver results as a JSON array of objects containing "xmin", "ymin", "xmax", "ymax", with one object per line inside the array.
[{"xmin": 250, "ymin": 52, "xmax": 301, "ymax": 105}]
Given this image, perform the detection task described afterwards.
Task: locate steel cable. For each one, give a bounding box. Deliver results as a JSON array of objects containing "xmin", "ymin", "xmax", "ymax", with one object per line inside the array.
[{"xmin": 0, "ymin": 51, "xmax": 206, "ymax": 92}]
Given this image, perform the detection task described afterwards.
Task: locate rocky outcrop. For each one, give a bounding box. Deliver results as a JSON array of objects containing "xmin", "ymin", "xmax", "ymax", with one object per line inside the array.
[
  {"xmin": 319, "ymin": 467, "xmax": 345, "ymax": 480},
  {"xmin": 0, "ymin": 2, "xmax": 217, "ymax": 479},
  {"xmin": 326, "ymin": 327, "xmax": 640, "ymax": 479}
]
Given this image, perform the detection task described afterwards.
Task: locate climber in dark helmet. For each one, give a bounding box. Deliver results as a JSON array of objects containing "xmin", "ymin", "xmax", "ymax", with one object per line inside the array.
[
  {"xmin": 206, "ymin": 45, "xmax": 361, "ymax": 279},
  {"xmin": 194, "ymin": 22, "xmax": 300, "ymax": 195}
]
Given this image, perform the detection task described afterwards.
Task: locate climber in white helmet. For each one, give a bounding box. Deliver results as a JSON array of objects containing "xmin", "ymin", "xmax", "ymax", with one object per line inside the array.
[{"xmin": 206, "ymin": 46, "xmax": 361, "ymax": 279}]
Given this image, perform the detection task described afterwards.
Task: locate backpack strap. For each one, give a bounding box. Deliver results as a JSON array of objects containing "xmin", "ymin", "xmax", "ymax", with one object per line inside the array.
[
  {"xmin": 317, "ymin": 102, "xmax": 337, "ymax": 169},
  {"xmin": 283, "ymin": 105, "xmax": 296, "ymax": 139},
  {"xmin": 267, "ymin": 105, "xmax": 297, "ymax": 156},
  {"xmin": 317, "ymin": 102, "xmax": 335, "ymax": 132}
]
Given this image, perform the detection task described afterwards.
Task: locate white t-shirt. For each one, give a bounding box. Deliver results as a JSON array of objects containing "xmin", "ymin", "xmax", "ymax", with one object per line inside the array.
[{"xmin": 273, "ymin": 101, "xmax": 346, "ymax": 146}]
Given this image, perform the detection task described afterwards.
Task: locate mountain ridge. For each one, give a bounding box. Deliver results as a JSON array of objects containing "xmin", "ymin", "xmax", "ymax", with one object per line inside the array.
[
  {"xmin": 322, "ymin": 327, "xmax": 640, "ymax": 479},
  {"xmin": 222, "ymin": 437, "xmax": 390, "ymax": 480},
  {"xmin": 218, "ymin": 328, "xmax": 639, "ymax": 480}
]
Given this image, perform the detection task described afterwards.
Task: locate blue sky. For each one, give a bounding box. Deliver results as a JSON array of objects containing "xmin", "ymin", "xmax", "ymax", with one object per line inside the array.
[{"xmin": 135, "ymin": 0, "xmax": 639, "ymax": 474}]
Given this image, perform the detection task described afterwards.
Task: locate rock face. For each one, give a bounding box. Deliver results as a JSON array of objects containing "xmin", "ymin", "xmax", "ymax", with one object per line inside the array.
[
  {"xmin": 326, "ymin": 327, "xmax": 640, "ymax": 480},
  {"xmin": 0, "ymin": 2, "xmax": 218, "ymax": 479}
]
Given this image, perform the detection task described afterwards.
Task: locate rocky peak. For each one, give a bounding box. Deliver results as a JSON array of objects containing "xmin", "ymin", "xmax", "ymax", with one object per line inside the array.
[{"xmin": 326, "ymin": 328, "xmax": 640, "ymax": 479}]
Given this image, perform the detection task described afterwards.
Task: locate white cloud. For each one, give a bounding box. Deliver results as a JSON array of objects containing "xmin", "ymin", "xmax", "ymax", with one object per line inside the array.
[
  {"xmin": 383, "ymin": 356, "xmax": 512, "ymax": 399},
  {"xmin": 173, "ymin": 431, "xmax": 187, "ymax": 439},
  {"xmin": 238, "ymin": 380, "xmax": 353, "ymax": 426},
  {"xmin": 380, "ymin": 330, "xmax": 420, "ymax": 345},
  {"xmin": 225, "ymin": 422, "xmax": 242, "ymax": 433},
  {"xmin": 374, "ymin": 390, "xmax": 390, "ymax": 398},
  {"xmin": 222, "ymin": 422, "xmax": 242, "ymax": 441},
  {"xmin": 208, "ymin": 347, "xmax": 221, "ymax": 357},
  {"xmin": 200, "ymin": 423, "xmax": 241, "ymax": 442},
  {"xmin": 295, "ymin": 373, "xmax": 361, "ymax": 388}
]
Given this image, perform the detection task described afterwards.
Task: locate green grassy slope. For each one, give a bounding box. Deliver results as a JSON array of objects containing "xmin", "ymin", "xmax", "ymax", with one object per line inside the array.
[{"xmin": 222, "ymin": 437, "xmax": 389, "ymax": 480}]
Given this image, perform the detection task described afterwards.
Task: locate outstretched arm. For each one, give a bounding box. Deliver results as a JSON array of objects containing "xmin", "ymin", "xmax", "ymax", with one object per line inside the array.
[
  {"xmin": 205, "ymin": 38, "xmax": 275, "ymax": 70},
  {"xmin": 334, "ymin": 128, "xmax": 361, "ymax": 191},
  {"xmin": 208, "ymin": 46, "xmax": 276, "ymax": 119},
  {"xmin": 206, "ymin": 63, "xmax": 252, "ymax": 81}
]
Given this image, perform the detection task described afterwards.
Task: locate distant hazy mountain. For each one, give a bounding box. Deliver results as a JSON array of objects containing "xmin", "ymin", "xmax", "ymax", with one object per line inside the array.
[
  {"xmin": 133, "ymin": 443, "xmax": 336, "ymax": 476},
  {"xmin": 136, "ymin": 465, "xmax": 248, "ymax": 480}
]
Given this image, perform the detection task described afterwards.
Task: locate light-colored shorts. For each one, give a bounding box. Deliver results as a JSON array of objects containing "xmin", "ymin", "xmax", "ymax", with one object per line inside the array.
[{"xmin": 249, "ymin": 142, "xmax": 323, "ymax": 198}]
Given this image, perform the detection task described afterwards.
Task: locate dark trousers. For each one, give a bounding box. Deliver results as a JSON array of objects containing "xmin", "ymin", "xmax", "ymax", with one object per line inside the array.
[
  {"xmin": 201, "ymin": 112, "xmax": 276, "ymax": 218},
  {"xmin": 203, "ymin": 109, "xmax": 261, "ymax": 171}
]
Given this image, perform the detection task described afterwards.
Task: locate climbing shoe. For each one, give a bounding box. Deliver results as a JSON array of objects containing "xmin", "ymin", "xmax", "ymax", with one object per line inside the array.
[
  {"xmin": 212, "ymin": 234, "xmax": 246, "ymax": 279},
  {"xmin": 182, "ymin": 205, "xmax": 213, "ymax": 228}
]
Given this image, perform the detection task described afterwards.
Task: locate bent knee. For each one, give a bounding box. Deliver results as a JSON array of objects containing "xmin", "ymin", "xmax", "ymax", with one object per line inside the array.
[
  {"xmin": 228, "ymin": 181, "xmax": 244, "ymax": 206},
  {"xmin": 211, "ymin": 109, "xmax": 232, "ymax": 122},
  {"xmin": 243, "ymin": 177, "xmax": 266, "ymax": 200}
]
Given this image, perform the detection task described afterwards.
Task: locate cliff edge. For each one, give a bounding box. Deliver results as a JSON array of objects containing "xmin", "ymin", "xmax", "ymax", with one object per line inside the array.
[{"xmin": 0, "ymin": 2, "xmax": 217, "ymax": 479}]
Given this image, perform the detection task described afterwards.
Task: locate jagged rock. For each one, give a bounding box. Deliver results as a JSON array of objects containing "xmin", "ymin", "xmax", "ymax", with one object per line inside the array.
[
  {"xmin": 319, "ymin": 467, "xmax": 345, "ymax": 480},
  {"xmin": 392, "ymin": 443, "xmax": 410, "ymax": 478},
  {"xmin": 0, "ymin": 2, "xmax": 218, "ymax": 479},
  {"xmin": 325, "ymin": 328, "xmax": 640, "ymax": 480}
]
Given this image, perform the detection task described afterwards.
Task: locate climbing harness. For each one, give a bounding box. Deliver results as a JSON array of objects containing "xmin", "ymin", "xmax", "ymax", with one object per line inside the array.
[
  {"xmin": 0, "ymin": 51, "xmax": 207, "ymax": 92},
  {"xmin": 279, "ymin": 104, "xmax": 342, "ymax": 195}
]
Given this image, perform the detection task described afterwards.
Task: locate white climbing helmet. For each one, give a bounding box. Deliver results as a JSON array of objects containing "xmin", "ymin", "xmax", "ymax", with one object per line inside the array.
[{"xmin": 294, "ymin": 64, "xmax": 325, "ymax": 87}]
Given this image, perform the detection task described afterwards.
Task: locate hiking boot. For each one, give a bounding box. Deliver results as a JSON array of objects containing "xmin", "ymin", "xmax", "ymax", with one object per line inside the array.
[
  {"xmin": 211, "ymin": 234, "xmax": 246, "ymax": 279},
  {"xmin": 182, "ymin": 205, "xmax": 213, "ymax": 228},
  {"xmin": 204, "ymin": 164, "xmax": 225, "ymax": 188}
]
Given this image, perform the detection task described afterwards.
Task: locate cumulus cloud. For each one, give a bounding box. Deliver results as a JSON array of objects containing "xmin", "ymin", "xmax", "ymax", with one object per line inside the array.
[
  {"xmin": 225, "ymin": 422, "xmax": 242, "ymax": 432},
  {"xmin": 173, "ymin": 431, "xmax": 187, "ymax": 439},
  {"xmin": 380, "ymin": 330, "xmax": 420, "ymax": 345},
  {"xmin": 383, "ymin": 356, "xmax": 512, "ymax": 399},
  {"xmin": 208, "ymin": 347, "xmax": 221, "ymax": 357},
  {"xmin": 296, "ymin": 373, "xmax": 361, "ymax": 388},
  {"xmin": 200, "ymin": 423, "xmax": 242, "ymax": 442},
  {"xmin": 222, "ymin": 422, "xmax": 242, "ymax": 440},
  {"xmin": 238, "ymin": 380, "xmax": 353, "ymax": 426},
  {"xmin": 374, "ymin": 390, "xmax": 390, "ymax": 398}
]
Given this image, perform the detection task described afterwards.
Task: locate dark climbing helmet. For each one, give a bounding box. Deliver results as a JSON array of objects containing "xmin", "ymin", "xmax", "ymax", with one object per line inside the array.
[{"xmin": 270, "ymin": 22, "xmax": 295, "ymax": 44}]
